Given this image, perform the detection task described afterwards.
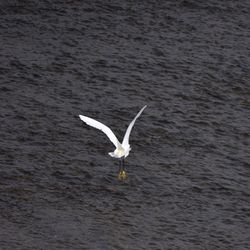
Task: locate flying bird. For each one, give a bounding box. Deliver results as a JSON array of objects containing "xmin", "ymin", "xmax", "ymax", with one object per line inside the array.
[{"xmin": 79, "ymin": 105, "xmax": 147, "ymax": 180}]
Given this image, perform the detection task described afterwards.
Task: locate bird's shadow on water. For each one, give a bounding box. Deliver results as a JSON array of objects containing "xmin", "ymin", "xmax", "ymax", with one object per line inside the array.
[
  {"xmin": 85, "ymin": 161, "xmax": 142, "ymax": 183},
  {"xmin": 101, "ymin": 163, "xmax": 145, "ymax": 183},
  {"xmin": 45, "ymin": 161, "xmax": 147, "ymax": 204},
  {"xmin": 87, "ymin": 164, "xmax": 146, "ymax": 201}
]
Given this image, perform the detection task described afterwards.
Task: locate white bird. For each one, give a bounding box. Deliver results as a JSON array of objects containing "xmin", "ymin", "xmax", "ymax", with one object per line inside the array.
[{"xmin": 79, "ymin": 105, "xmax": 147, "ymax": 179}]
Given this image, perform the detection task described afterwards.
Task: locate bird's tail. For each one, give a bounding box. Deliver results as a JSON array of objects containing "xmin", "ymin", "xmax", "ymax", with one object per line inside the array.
[{"xmin": 109, "ymin": 152, "xmax": 115, "ymax": 157}]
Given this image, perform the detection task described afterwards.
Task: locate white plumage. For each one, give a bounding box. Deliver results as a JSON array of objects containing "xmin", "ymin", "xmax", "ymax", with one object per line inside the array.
[{"xmin": 79, "ymin": 105, "xmax": 147, "ymax": 159}]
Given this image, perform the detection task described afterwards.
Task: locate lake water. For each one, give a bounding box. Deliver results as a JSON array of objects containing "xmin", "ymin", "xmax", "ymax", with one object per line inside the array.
[{"xmin": 0, "ymin": 0, "xmax": 249, "ymax": 249}]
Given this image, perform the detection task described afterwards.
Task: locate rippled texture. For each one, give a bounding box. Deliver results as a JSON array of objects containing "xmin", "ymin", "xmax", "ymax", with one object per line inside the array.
[{"xmin": 0, "ymin": 0, "xmax": 250, "ymax": 249}]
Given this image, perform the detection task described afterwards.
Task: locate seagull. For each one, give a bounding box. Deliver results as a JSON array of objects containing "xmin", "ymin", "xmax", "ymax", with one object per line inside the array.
[{"xmin": 79, "ymin": 105, "xmax": 147, "ymax": 180}]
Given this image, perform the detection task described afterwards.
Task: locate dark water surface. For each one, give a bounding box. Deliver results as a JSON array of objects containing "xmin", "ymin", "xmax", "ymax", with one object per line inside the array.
[{"xmin": 0, "ymin": 0, "xmax": 250, "ymax": 249}]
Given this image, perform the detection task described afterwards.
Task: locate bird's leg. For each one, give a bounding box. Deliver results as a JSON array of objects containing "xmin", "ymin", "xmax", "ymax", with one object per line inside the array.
[
  {"xmin": 118, "ymin": 157, "xmax": 126, "ymax": 180},
  {"xmin": 122, "ymin": 157, "xmax": 125, "ymax": 171},
  {"xmin": 119, "ymin": 158, "xmax": 122, "ymax": 172}
]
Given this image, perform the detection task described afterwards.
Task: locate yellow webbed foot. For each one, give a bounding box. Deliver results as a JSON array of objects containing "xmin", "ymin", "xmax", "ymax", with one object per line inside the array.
[{"xmin": 118, "ymin": 170, "xmax": 127, "ymax": 180}]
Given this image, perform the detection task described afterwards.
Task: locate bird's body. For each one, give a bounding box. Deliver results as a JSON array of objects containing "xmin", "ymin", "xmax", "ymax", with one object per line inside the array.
[
  {"xmin": 79, "ymin": 105, "xmax": 147, "ymax": 179},
  {"xmin": 109, "ymin": 147, "xmax": 127, "ymax": 158}
]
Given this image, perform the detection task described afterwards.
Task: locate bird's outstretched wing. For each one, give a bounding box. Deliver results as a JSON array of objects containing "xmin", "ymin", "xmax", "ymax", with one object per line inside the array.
[
  {"xmin": 122, "ymin": 105, "xmax": 147, "ymax": 150},
  {"xmin": 79, "ymin": 115, "xmax": 121, "ymax": 149}
]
